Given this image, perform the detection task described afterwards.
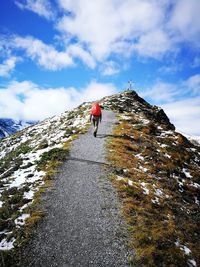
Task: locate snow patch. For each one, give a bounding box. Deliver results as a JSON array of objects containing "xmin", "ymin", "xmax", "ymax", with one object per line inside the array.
[
  {"xmin": 164, "ymin": 153, "xmax": 171, "ymax": 159},
  {"xmin": 20, "ymin": 202, "xmax": 33, "ymax": 212},
  {"xmin": 194, "ymin": 197, "xmax": 199, "ymax": 205},
  {"xmin": 180, "ymin": 245, "xmax": 191, "ymax": 255},
  {"xmin": 116, "ymin": 175, "xmax": 125, "ymax": 182},
  {"xmin": 128, "ymin": 179, "xmax": 133, "ymax": 186},
  {"xmin": 141, "ymin": 182, "xmax": 149, "ymax": 195},
  {"xmin": 135, "ymin": 153, "xmax": 145, "ymax": 161},
  {"xmin": 140, "ymin": 118, "xmax": 150, "ymax": 125},
  {"xmin": 160, "ymin": 144, "xmax": 168, "ymax": 148},
  {"xmin": 24, "ymin": 190, "xmax": 34, "ymax": 200},
  {"xmin": 182, "ymin": 168, "xmax": 192, "ymax": 179},
  {"xmin": 15, "ymin": 213, "xmax": 30, "ymax": 227},
  {"xmin": 154, "ymin": 188, "xmax": 163, "ymax": 197},
  {"xmin": 188, "ymin": 259, "xmax": 197, "ymax": 267},
  {"xmin": 189, "ymin": 182, "xmax": 200, "ymax": 189},
  {"xmin": 120, "ymin": 115, "xmax": 132, "ymax": 120},
  {"xmin": 0, "ymin": 238, "xmax": 15, "ymax": 251},
  {"xmin": 139, "ymin": 166, "xmax": 148, "ymax": 172},
  {"xmin": 152, "ymin": 197, "xmax": 159, "ymax": 204},
  {"xmin": 160, "ymin": 130, "xmax": 174, "ymax": 137},
  {"xmin": 175, "ymin": 239, "xmax": 180, "ymax": 247}
]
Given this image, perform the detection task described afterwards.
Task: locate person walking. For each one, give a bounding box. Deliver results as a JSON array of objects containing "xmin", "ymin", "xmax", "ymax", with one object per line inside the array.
[{"xmin": 90, "ymin": 102, "xmax": 102, "ymax": 137}]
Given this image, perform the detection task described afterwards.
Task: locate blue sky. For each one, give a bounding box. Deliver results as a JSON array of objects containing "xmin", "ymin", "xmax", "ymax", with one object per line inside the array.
[{"xmin": 0, "ymin": 0, "xmax": 200, "ymax": 135}]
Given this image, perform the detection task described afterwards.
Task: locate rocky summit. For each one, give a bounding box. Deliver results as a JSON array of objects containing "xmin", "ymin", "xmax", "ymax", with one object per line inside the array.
[{"xmin": 0, "ymin": 90, "xmax": 199, "ymax": 267}]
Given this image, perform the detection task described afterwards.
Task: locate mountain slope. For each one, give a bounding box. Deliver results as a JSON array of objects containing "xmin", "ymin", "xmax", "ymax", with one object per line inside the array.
[
  {"xmin": 0, "ymin": 90, "xmax": 199, "ymax": 266},
  {"xmin": 20, "ymin": 111, "xmax": 132, "ymax": 267},
  {"xmin": 103, "ymin": 91, "xmax": 200, "ymax": 267},
  {"xmin": 0, "ymin": 118, "xmax": 35, "ymax": 139},
  {"xmin": 0, "ymin": 103, "xmax": 91, "ymax": 257}
]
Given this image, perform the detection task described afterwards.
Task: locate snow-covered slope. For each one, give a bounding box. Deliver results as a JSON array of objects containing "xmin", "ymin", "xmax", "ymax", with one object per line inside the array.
[
  {"xmin": 0, "ymin": 118, "xmax": 35, "ymax": 139},
  {"xmin": 0, "ymin": 103, "xmax": 91, "ymax": 252}
]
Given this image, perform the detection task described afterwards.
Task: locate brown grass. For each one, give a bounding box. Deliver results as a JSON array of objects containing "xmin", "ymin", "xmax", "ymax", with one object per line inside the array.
[{"xmin": 106, "ymin": 114, "xmax": 200, "ymax": 266}]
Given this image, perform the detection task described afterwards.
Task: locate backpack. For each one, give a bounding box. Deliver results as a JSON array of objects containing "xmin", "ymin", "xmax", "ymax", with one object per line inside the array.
[{"xmin": 90, "ymin": 103, "xmax": 101, "ymax": 116}]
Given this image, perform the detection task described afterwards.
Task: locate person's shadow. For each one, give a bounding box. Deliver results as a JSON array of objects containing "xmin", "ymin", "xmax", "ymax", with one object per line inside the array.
[
  {"xmin": 97, "ymin": 134, "xmax": 132, "ymax": 140},
  {"xmin": 97, "ymin": 134, "xmax": 113, "ymax": 138}
]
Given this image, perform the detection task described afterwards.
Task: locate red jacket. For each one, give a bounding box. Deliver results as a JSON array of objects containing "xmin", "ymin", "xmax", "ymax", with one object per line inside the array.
[
  {"xmin": 90, "ymin": 103, "xmax": 101, "ymax": 116},
  {"xmin": 90, "ymin": 103, "xmax": 102, "ymax": 121}
]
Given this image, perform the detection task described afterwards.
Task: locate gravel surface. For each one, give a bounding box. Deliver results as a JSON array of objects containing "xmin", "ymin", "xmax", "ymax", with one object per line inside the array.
[{"xmin": 20, "ymin": 110, "xmax": 133, "ymax": 267}]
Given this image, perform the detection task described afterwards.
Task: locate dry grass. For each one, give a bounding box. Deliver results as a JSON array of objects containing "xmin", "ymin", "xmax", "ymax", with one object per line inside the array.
[{"xmin": 106, "ymin": 114, "xmax": 200, "ymax": 267}]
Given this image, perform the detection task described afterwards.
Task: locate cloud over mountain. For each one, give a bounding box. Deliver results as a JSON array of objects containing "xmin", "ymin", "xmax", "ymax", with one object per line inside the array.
[{"xmin": 0, "ymin": 80, "xmax": 117, "ymax": 121}]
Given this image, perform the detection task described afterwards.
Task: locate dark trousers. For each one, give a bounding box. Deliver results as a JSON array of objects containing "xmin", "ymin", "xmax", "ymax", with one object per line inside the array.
[{"xmin": 92, "ymin": 115, "xmax": 100, "ymax": 133}]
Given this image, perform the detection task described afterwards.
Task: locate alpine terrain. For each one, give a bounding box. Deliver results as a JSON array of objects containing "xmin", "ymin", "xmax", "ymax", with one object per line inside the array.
[
  {"xmin": 0, "ymin": 90, "xmax": 199, "ymax": 267},
  {"xmin": 0, "ymin": 119, "xmax": 35, "ymax": 139}
]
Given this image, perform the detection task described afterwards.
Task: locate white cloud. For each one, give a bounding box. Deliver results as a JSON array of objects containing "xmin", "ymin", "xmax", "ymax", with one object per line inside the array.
[
  {"xmin": 4, "ymin": 1, "xmax": 200, "ymax": 73},
  {"xmin": 79, "ymin": 81, "xmax": 117, "ymax": 102},
  {"xmin": 0, "ymin": 57, "xmax": 21, "ymax": 77},
  {"xmin": 134, "ymin": 29, "xmax": 172, "ymax": 59},
  {"xmin": 192, "ymin": 56, "xmax": 200, "ymax": 68},
  {"xmin": 101, "ymin": 61, "xmax": 120, "ymax": 76},
  {"xmin": 140, "ymin": 81, "xmax": 179, "ymax": 103},
  {"xmin": 57, "ymin": 0, "xmax": 169, "ymax": 60},
  {"xmin": 168, "ymin": 0, "xmax": 200, "ymax": 46},
  {"xmin": 139, "ymin": 74, "xmax": 200, "ymax": 135},
  {"xmin": 162, "ymin": 97, "xmax": 200, "ymax": 135},
  {"xmin": 0, "ymin": 37, "xmax": 13, "ymax": 58},
  {"xmin": 184, "ymin": 74, "xmax": 200, "ymax": 94},
  {"xmin": 15, "ymin": 0, "xmax": 55, "ymax": 20},
  {"xmin": 56, "ymin": 0, "xmax": 200, "ymax": 62},
  {"xmin": 14, "ymin": 36, "xmax": 74, "ymax": 70},
  {"xmin": 0, "ymin": 80, "xmax": 117, "ymax": 121},
  {"xmin": 141, "ymin": 74, "xmax": 200, "ymax": 104},
  {"xmin": 158, "ymin": 64, "xmax": 182, "ymax": 74},
  {"xmin": 68, "ymin": 44, "xmax": 96, "ymax": 69},
  {"xmin": 11, "ymin": 36, "xmax": 98, "ymax": 70}
]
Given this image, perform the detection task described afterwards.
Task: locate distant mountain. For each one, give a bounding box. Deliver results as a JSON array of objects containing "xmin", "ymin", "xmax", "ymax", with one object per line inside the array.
[
  {"xmin": 0, "ymin": 118, "xmax": 35, "ymax": 138},
  {"xmin": 181, "ymin": 132, "xmax": 200, "ymax": 146}
]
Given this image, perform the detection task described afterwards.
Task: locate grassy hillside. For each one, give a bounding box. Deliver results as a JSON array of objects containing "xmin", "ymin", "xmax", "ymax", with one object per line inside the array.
[{"xmin": 104, "ymin": 91, "xmax": 200, "ymax": 267}]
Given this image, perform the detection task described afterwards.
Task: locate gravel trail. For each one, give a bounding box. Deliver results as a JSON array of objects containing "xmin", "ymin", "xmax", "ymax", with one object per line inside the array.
[{"xmin": 21, "ymin": 110, "xmax": 132, "ymax": 267}]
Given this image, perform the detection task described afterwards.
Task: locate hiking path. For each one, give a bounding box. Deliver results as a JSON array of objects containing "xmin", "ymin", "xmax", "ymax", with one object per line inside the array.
[{"xmin": 21, "ymin": 110, "xmax": 132, "ymax": 267}]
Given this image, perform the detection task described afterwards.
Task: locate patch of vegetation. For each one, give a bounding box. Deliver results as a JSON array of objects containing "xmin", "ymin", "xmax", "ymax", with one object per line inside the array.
[
  {"xmin": 0, "ymin": 142, "xmax": 32, "ymax": 176},
  {"xmin": 106, "ymin": 113, "xmax": 200, "ymax": 267},
  {"xmin": 37, "ymin": 139, "xmax": 48, "ymax": 150},
  {"xmin": 64, "ymin": 126, "xmax": 80, "ymax": 136},
  {"xmin": 37, "ymin": 147, "xmax": 69, "ymax": 170},
  {"xmin": 21, "ymin": 162, "xmax": 33, "ymax": 170}
]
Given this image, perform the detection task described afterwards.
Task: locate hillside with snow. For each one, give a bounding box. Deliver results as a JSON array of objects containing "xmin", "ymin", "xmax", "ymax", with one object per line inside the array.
[
  {"xmin": 0, "ymin": 90, "xmax": 199, "ymax": 267},
  {"xmin": 0, "ymin": 103, "xmax": 91, "ymax": 253}
]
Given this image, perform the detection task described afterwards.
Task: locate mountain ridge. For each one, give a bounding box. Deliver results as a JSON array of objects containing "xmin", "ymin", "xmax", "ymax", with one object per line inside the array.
[{"xmin": 0, "ymin": 90, "xmax": 199, "ymax": 266}]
